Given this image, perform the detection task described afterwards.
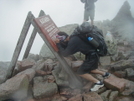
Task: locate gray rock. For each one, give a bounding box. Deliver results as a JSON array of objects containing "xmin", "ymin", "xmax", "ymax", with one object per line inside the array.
[
  {"xmin": 33, "ymin": 76, "xmax": 58, "ymax": 99},
  {"xmin": 109, "ymin": 91, "xmax": 119, "ymax": 101},
  {"xmin": 52, "ymin": 68, "xmax": 69, "ymax": 87},
  {"xmin": 100, "ymin": 90, "xmax": 111, "ymax": 101},
  {"xmin": 125, "ymin": 68, "xmax": 134, "ymax": 77},
  {"xmin": 39, "ymin": 43, "xmax": 55, "ymax": 59},
  {"xmin": 27, "ymin": 53, "xmax": 42, "ymax": 62},
  {"xmin": 0, "ymin": 62, "xmax": 10, "ymax": 84},
  {"xmin": 0, "ymin": 75, "xmax": 29, "ymax": 101},
  {"xmin": 100, "ymin": 56, "xmax": 111, "ymax": 66}
]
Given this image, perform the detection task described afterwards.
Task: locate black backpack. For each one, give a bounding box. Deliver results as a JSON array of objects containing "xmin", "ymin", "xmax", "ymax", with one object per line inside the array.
[{"xmin": 71, "ymin": 22, "xmax": 108, "ymax": 56}]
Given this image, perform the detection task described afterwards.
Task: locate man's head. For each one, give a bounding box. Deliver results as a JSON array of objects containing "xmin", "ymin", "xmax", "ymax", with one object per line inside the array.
[
  {"xmin": 56, "ymin": 32, "xmax": 69, "ymax": 48},
  {"xmin": 56, "ymin": 32, "xmax": 69, "ymax": 41}
]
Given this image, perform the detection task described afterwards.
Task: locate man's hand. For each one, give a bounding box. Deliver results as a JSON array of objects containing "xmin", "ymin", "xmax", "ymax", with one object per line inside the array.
[{"xmin": 53, "ymin": 38, "xmax": 60, "ymax": 44}]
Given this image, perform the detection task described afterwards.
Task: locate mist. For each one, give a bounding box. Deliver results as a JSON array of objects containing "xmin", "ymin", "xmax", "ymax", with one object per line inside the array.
[{"xmin": 0, "ymin": 0, "xmax": 134, "ymax": 61}]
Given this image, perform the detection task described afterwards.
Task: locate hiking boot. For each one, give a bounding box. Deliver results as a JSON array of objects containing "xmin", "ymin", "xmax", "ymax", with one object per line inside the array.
[
  {"xmin": 90, "ymin": 82, "xmax": 104, "ymax": 92},
  {"xmin": 103, "ymin": 72, "xmax": 111, "ymax": 78}
]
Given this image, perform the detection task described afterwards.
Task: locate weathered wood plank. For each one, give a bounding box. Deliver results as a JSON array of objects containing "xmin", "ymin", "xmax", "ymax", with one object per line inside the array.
[
  {"xmin": 23, "ymin": 10, "xmax": 46, "ymax": 59},
  {"xmin": 8, "ymin": 12, "xmax": 32, "ymax": 78}
]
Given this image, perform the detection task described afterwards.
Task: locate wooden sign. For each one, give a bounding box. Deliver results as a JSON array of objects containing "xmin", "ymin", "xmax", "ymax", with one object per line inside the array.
[{"xmin": 34, "ymin": 15, "xmax": 59, "ymax": 52}]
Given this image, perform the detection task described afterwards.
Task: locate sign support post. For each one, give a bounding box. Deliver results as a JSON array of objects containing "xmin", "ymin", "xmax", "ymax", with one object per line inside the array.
[{"xmin": 32, "ymin": 11, "xmax": 82, "ymax": 88}]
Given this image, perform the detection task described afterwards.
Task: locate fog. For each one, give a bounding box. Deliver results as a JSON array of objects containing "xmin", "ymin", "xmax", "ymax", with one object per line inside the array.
[{"xmin": 0, "ymin": 0, "xmax": 134, "ymax": 61}]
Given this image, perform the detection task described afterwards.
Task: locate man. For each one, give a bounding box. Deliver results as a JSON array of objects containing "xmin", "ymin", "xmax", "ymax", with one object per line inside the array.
[
  {"xmin": 54, "ymin": 24, "xmax": 110, "ymax": 91},
  {"xmin": 81, "ymin": 0, "xmax": 97, "ymax": 26}
]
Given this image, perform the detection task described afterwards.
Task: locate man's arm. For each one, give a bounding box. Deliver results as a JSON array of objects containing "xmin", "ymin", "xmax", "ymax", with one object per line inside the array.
[{"xmin": 56, "ymin": 38, "xmax": 79, "ymax": 57}]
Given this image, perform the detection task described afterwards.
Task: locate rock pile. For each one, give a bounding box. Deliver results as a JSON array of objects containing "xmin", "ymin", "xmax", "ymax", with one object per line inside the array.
[{"xmin": 0, "ymin": 46, "xmax": 134, "ymax": 101}]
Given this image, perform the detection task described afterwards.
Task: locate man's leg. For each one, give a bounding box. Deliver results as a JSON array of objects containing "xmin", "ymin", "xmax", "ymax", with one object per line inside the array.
[
  {"xmin": 79, "ymin": 73, "xmax": 99, "ymax": 83},
  {"xmin": 83, "ymin": 9, "xmax": 89, "ymax": 22},
  {"xmin": 91, "ymin": 69, "xmax": 111, "ymax": 78},
  {"xmin": 91, "ymin": 69, "xmax": 105, "ymax": 75},
  {"xmin": 79, "ymin": 73, "xmax": 104, "ymax": 91},
  {"xmin": 90, "ymin": 20, "xmax": 94, "ymax": 26},
  {"xmin": 89, "ymin": 9, "xmax": 95, "ymax": 26}
]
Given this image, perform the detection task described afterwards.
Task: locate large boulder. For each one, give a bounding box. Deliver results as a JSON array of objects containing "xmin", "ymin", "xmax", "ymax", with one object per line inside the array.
[
  {"xmin": 0, "ymin": 75, "xmax": 29, "ymax": 101},
  {"xmin": 32, "ymin": 76, "xmax": 58, "ymax": 99}
]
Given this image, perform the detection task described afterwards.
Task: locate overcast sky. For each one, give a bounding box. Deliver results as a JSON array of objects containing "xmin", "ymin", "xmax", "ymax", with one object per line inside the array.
[{"xmin": 0, "ymin": 0, "xmax": 134, "ymax": 61}]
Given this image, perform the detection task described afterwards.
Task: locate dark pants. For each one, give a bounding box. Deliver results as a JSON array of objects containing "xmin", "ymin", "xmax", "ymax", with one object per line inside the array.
[{"xmin": 77, "ymin": 52, "xmax": 99, "ymax": 75}]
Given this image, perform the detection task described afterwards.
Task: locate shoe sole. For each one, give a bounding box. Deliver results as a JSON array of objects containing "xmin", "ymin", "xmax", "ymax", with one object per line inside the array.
[{"xmin": 90, "ymin": 84, "xmax": 104, "ymax": 92}]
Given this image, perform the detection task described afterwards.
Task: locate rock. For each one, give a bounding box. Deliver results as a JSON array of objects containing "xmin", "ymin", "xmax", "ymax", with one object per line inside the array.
[
  {"xmin": 121, "ymin": 80, "xmax": 134, "ymax": 96},
  {"xmin": 104, "ymin": 75, "xmax": 126, "ymax": 92},
  {"xmin": 59, "ymin": 24, "xmax": 78, "ymax": 35},
  {"xmin": 82, "ymin": 82, "xmax": 94, "ymax": 92},
  {"xmin": 83, "ymin": 92, "xmax": 103, "ymax": 101},
  {"xmin": 100, "ymin": 90, "xmax": 111, "ymax": 101},
  {"xmin": 0, "ymin": 75, "xmax": 29, "ymax": 101},
  {"xmin": 105, "ymin": 31, "xmax": 117, "ymax": 55},
  {"xmin": 44, "ymin": 59, "xmax": 55, "ymax": 71},
  {"xmin": 125, "ymin": 68, "xmax": 134, "ymax": 77},
  {"xmin": 17, "ymin": 68, "xmax": 36, "ymax": 82},
  {"xmin": 113, "ymin": 71, "xmax": 126, "ymax": 78},
  {"xmin": 109, "ymin": 91, "xmax": 119, "ymax": 101},
  {"xmin": 100, "ymin": 56, "xmax": 111, "ymax": 66},
  {"xmin": 110, "ymin": 59, "xmax": 134, "ymax": 71},
  {"xmin": 111, "ymin": 53, "xmax": 120, "ymax": 62},
  {"xmin": 96, "ymin": 87, "xmax": 107, "ymax": 94},
  {"xmin": 59, "ymin": 87, "xmax": 72, "ymax": 96},
  {"xmin": 27, "ymin": 53, "xmax": 42, "ymax": 62},
  {"xmin": 17, "ymin": 59, "xmax": 35, "ymax": 72},
  {"xmin": 46, "ymin": 75, "xmax": 55, "ymax": 83},
  {"xmin": 33, "ymin": 76, "xmax": 58, "ymax": 99},
  {"xmin": 116, "ymin": 96, "xmax": 134, "ymax": 101},
  {"xmin": 52, "ymin": 69, "xmax": 69, "ymax": 87},
  {"xmin": 35, "ymin": 70, "xmax": 51, "ymax": 76},
  {"xmin": 39, "ymin": 44, "xmax": 55, "ymax": 59},
  {"xmin": 33, "ymin": 60, "xmax": 46, "ymax": 71},
  {"xmin": 68, "ymin": 94, "xmax": 82, "ymax": 101},
  {"xmin": 0, "ymin": 62, "xmax": 10, "ymax": 84}
]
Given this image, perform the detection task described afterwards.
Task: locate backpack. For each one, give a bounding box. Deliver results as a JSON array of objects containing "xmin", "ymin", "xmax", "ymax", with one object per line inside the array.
[{"xmin": 71, "ymin": 22, "xmax": 108, "ymax": 56}]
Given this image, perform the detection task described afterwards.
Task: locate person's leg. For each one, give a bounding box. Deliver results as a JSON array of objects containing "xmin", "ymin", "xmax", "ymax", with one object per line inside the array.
[
  {"xmin": 79, "ymin": 73, "xmax": 99, "ymax": 83},
  {"xmin": 77, "ymin": 54, "xmax": 104, "ymax": 91},
  {"xmin": 89, "ymin": 9, "xmax": 95, "ymax": 26},
  {"xmin": 91, "ymin": 69, "xmax": 105, "ymax": 75},
  {"xmin": 79, "ymin": 73, "xmax": 104, "ymax": 91},
  {"xmin": 91, "ymin": 69, "xmax": 111, "ymax": 78},
  {"xmin": 83, "ymin": 9, "xmax": 89, "ymax": 22},
  {"xmin": 90, "ymin": 20, "xmax": 94, "ymax": 26}
]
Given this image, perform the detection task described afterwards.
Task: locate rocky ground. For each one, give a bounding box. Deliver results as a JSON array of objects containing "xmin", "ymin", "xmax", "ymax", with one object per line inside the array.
[{"xmin": 0, "ymin": 40, "xmax": 134, "ymax": 101}]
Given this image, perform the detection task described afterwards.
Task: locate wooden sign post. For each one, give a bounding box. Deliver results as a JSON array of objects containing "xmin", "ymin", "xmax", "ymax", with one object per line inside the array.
[{"xmin": 33, "ymin": 15, "xmax": 82, "ymax": 88}]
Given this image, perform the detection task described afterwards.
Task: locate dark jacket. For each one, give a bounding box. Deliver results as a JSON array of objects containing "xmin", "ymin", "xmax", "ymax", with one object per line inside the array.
[{"xmin": 56, "ymin": 35, "xmax": 95, "ymax": 57}]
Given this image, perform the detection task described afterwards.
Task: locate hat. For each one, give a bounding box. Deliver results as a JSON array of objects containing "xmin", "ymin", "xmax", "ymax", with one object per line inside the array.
[
  {"xmin": 56, "ymin": 35, "xmax": 66, "ymax": 41},
  {"xmin": 56, "ymin": 32, "xmax": 69, "ymax": 41}
]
